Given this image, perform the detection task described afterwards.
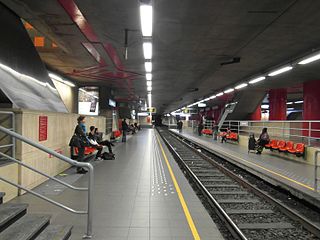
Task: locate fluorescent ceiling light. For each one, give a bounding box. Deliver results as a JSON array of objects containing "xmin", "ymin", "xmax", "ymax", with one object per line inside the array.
[
  {"xmin": 140, "ymin": 5, "xmax": 153, "ymax": 37},
  {"xmin": 287, "ymin": 108, "xmax": 294, "ymax": 111},
  {"xmin": 145, "ymin": 62, "xmax": 152, "ymax": 72},
  {"xmin": 216, "ymin": 92, "xmax": 224, "ymax": 97},
  {"xmin": 268, "ymin": 66, "xmax": 293, "ymax": 77},
  {"xmin": 143, "ymin": 42, "xmax": 152, "ymax": 59},
  {"xmin": 294, "ymin": 100, "xmax": 304, "ymax": 104},
  {"xmin": 298, "ymin": 53, "xmax": 320, "ymax": 65},
  {"xmin": 146, "ymin": 73, "xmax": 152, "ymax": 80},
  {"xmin": 209, "ymin": 95, "xmax": 216, "ymax": 99},
  {"xmin": 224, "ymin": 88, "xmax": 234, "ymax": 94},
  {"xmin": 198, "ymin": 103, "xmax": 206, "ymax": 107},
  {"xmin": 146, "ymin": 81, "xmax": 152, "ymax": 87},
  {"xmin": 286, "ymin": 102, "xmax": 293, "ymax": 105},
  {"xmin": 187, "ymin": 104, "xmax": 193, "ymax": 107},
  {"xmin": 249, "ymin": 76, "xmax": 266, "ymax": 84},
  {"xmin": 261, "ymin": 104, "xmax": 269, "ymax": 109},
  {"xmin": 147, "ymin": 86, "xmax": 152, "ymax": 91},
  {"xmin": 235, "ymin": 83, "xmax": 248, "ymax": 89},
  {"xmin": 204, "ymin": 97, "xmax": 211, "ymax": 101}
]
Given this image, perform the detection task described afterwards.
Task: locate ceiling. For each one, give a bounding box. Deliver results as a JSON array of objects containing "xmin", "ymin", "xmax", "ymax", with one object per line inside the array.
[{"xmin": 2, "ymin": 0, "xmax": 320, "ymax": 114}]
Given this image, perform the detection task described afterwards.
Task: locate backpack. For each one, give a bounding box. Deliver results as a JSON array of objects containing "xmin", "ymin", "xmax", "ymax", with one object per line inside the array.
[{"xmin": 102, "ymin": 152, "xmax": 115, "ymax": 160}]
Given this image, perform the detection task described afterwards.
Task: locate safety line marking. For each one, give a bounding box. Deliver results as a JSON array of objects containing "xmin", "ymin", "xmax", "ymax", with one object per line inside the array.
[
  {"xmin": 155, "ymin": 134, "xmax": 201, "ymax": 240},
  {"xmin": 175, "ymin": 131, "xmax": 315, "ymax": 191}
]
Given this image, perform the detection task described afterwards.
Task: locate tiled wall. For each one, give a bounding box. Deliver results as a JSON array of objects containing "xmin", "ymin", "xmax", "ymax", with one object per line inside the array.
[{"xmin": 0, "ymin": 109, "xmax": 106, "ymax": 201}]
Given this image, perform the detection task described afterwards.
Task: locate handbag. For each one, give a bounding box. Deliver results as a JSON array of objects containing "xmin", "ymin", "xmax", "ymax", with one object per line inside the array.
[{"xmin": 69, "ymin": 134, "xmax": 81, "ymax": 148}]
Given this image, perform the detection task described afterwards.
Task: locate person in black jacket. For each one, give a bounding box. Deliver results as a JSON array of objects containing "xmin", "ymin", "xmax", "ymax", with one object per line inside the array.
[
  {"xmin": 74, "ymin": 115, "xmax": 89, "ymax": 174},
  {"xmin": 122, "ymin": 119, "xmax": 128, "ymax": 142},
  {"xmin": 88, "ymin": 126, "xmax": 115, "ymax": 157},
  {"xmin": 198, "ymin": 121, "xmax": 204, "ymax": 136}
]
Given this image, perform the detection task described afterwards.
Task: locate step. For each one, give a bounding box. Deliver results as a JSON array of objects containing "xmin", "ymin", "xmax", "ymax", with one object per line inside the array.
[
  {"xmin": 35, "ymin": 225, "xmax": 72, "ymax": 240},
  {"xmin": 0, "ymin": 192, "xmax": 5, "ymax": 204},
  {"xmin": 0, "ymin": 204, "xmax": 28, "ymax": 232},
  {"xmin": 0, "ymin": 214, "xmax": 51, "ymax": 240}
]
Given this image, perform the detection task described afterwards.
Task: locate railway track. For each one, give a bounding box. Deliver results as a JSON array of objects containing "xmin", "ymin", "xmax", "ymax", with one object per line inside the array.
[{"xmin": 157, "ymin": 128, "xmax": 320, "ymax": 240}]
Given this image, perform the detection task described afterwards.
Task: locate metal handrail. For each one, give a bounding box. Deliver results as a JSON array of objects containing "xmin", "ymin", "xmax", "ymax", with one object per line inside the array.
[
  {"xmin": 0, "ymin": 125, "xmax": 94, "ymax": 239},
  {"xmin": 315, "ymin": 150, "xmax": 320, "ymax": 192}
]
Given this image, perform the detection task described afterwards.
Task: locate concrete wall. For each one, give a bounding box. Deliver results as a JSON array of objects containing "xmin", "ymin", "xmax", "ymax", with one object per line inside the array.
[
  {"xmin": 52, "ymin": 80, "xmax": 78, "ymax": 113},
  {"xmin": 0, "ymin": 109, "xmax": 106, "ymax": 202}
]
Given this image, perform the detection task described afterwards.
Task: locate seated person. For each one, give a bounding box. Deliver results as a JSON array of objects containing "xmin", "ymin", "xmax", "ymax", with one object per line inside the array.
[
  {"xmin": 221, "ymin": 127, "xmax": 231, "ymax": 143},
  {"xmin": 130, "ymin": 124, "xmax": 136, "ymax": 134},
  {"xmin": 256, "ymin": 128, "xmax": 270, "ymax": 154},
  {"xmin": 89, "ymin": 126, "xmax": 115, "ymax": 157},
  {"xmin": 134, "ymin": 122, "xmax": 140, "ymax": 131},
  {"xmin": 88, "ymin": 127, "xmax": 103, "ymax": 160}
]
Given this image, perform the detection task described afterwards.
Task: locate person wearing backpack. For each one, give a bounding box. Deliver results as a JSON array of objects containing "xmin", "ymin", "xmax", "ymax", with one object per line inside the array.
[{"xmin": 256, "ymin": 128, "xmax": 270, "ymax": 154}]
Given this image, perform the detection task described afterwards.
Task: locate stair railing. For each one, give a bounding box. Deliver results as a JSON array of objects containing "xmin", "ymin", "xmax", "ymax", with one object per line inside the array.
[
  {"xmin": 0, "ymin": 125, "xmax": 94, "ymax": 239},
  {"xmin": 315, "ymin": 150, "xmax": 320, "ymax": 192}
]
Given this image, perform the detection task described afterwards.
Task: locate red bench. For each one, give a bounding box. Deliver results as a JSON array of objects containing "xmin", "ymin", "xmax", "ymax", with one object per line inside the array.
[
  {"xmin": 202, "ymin": 129, "xmax": 213, "ymax": 135},
  {"xmin": 71, "ymin": 146, "xmax": 97, "ymax": 160},
  {"xmin": 219, "ymin": 131, "xmax": 239, "ymax": 142},
  {"xmin": 265, "ymin": 139, "xmax": 305, "ymax": 157}
]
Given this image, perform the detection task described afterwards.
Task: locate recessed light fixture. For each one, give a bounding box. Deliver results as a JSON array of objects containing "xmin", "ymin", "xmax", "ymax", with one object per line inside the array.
[
  {"xmin": 147, "ymin": 86, "xmax": 152, "ymax": 91},
  {"xmin": 224, "ymin": 88, "xmax": 234, "ymax": 94},
  {"xmin": 145, "ymin": 62, "xmax": 152, "ymax": 72},
  {"xmin": 198, "ymin": 103, "xmax": 206, "ymax": 107},
  {"xmin": 294, "ymin": 100, "xmax": 304, "ymax": 104},
  {"xmin": 286, "ymin": 102, "xmax": 293, "ymax": 105},
  {"xmin": 261, "ymin": 104, "xmax": 269, "ymax": 109},
  {"xmin": 146, "ymin": 73, "xmax": 152, "ymax": 80},
  {"xmin": 298, "ymin": 52, "xmax": 320, "ymax": 65},
  {"xmin": 268, "ymin": 66, "xmax": 293, "ymax": 76},
  {"xmin": 146, "ymin": 81, "xmax": 152, "ymax": 87},
  {"xmin": 249, "ymin": 76, "xmax": 266, "ymax": 84},
  {"xmin": 287, "ymin": 107, "xmax": 294, "ymax": 111},
  {"xmin": 140, "ymin": 5, "xmax": 153, "ymax": 37},
  {"xmin": 235, "ymin": 83, "xmax": 248, "ymax": 89},
  {"xmin": 143, "ymin": 42, "xmax": 152, "ymax": 59}
]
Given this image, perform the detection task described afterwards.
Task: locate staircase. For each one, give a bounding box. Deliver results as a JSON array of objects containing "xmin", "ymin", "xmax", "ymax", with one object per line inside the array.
[{"xmin": 0, "ymin": 192, "xmax": 72, "ymax": 240}]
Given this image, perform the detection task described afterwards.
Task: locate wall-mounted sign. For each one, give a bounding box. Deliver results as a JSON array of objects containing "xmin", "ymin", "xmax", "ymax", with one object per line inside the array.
[
  {"xmin": 147, "ymin": 107, "xmax": 156, "ymax": 113},
  {"xmin": 240, "ymin": 121, "xmax": 249, "ymax": 126},
  {"xmin": 39, "ymin": 116, "xmax": 48, "ymax": 141},
  {"xmin": 108, "ymin": 99, "xmax": 116, "ymax": 107}
]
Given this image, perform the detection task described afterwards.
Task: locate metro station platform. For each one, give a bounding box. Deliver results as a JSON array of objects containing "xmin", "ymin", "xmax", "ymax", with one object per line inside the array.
[
  {"xmin": 9, "ymin": 129, "xmax": 224, "ymax": 240},
  {"xmin": 170, "ymin": 129, "xmax": 320, "ymax": 207}
]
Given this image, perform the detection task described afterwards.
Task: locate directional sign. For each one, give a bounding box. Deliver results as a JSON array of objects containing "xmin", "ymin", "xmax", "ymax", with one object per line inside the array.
[{"xmin": 147, "ymin": 107, "xmax": 156, "ymax": 113}]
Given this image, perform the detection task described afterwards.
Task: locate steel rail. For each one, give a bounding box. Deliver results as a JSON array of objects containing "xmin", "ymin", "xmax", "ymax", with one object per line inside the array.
[
  {"xmin": 167, "ymin": 129, "xmax": 320, "ymax": 238},
  {"xmin": 157, "ymin": 129, "xmax": 248, "ymax": 240}
]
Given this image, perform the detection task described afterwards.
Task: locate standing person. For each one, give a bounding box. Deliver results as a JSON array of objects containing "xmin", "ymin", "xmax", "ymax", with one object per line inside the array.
[
  {"xmin": 256, "ymin": 128, "xmax": 270, "ymax": 154},
  {"xmin": 177, "ymin": 120, "xmax": 183, "ymax": 133},
  {"xmin": 74, "ymin": 115, "xmax": 89, "ymax": 174},
  {"xmin": 198, "ymin": 121, "xmax": 204, "ymax": 136},
  {"xmin": 122, "ymin": 118, "xmax": 128, "ymax": 142}
]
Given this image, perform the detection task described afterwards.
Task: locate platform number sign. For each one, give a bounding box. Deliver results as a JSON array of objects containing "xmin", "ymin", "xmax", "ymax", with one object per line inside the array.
[{"xmin": 39, "ymin": 116, "xmax": 48, "ymax": 142}]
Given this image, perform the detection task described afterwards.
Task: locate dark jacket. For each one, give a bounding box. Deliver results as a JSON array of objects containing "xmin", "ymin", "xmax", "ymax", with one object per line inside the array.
[{"xmin": 122, "ymin": 120, "xmax": 128, "ymax": 131}]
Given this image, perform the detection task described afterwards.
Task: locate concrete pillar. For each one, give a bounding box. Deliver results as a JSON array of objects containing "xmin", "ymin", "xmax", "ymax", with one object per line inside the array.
[
  {"xmin": 303, "ymin": 80, "xmax": 320, "ymax": 138},
  {"xmin": 250, "ymin": 105, "xmax": 261, "ymax": 121},
  {"xmin": 269, "ymin": 89, "xmax": 287, "ymax": 120}
]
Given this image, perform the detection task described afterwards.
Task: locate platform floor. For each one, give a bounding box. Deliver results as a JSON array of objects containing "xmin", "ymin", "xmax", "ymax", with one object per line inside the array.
[
  {"xmin": 170, "ymin": 129, "xmax": 320, "ymax": 205},
  {"xmin": 10, "ymin": 129, "xmax": 223, "ymax": 240}
]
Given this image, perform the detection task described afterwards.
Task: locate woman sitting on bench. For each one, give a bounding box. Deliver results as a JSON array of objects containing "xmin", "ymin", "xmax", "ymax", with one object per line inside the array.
[{"xmin": 256, "ymin": 128, "xmax": 270, "ymax": 154}]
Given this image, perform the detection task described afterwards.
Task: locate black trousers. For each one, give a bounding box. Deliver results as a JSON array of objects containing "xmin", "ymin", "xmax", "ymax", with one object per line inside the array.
[
  {"xmin": 77, "ymin": 146, "xmax": 85, "ymax": 172},
  {"xmin": 98, "ymin": 140, "xmax": 113, "ymax": 153},
  {"xmin": 122, "ymin": 130, "xmax": 126, "ymax": 142}
]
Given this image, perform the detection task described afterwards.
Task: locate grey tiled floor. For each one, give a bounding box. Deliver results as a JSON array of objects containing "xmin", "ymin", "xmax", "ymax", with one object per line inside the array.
[
  {"xmin": 10, "ymin": 129, "xmax": 224, "ymax": 240},
  {"xmin": 171, "ymin": 129, "xmax": 320, "ymax": 198}
]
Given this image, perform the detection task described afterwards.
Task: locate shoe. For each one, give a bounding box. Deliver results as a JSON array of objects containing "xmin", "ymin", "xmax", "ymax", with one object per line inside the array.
[
  {"xmin": 95, "ymin": 157, "xmax": 103, "ymax": 161},
  {"xmin": 77, "ymin": 169, "xmax": 87, "ymax": 174}
]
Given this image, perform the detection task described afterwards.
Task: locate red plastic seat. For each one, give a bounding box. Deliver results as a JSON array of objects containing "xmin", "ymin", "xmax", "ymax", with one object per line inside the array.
[
  {"xmin": 113, "ymin": 130, "xmax": 121, "ymax": 138},
  {"xmin": 279, "ymin": 141, "xmax": 294, "ymax": 152},
  {"xmin": 288, "ymin": 143, "xmax": 305, "ymax": 157},
  {"xmin": 265, "ymin": 140, "xmax": 277, "ymax": 149},
  {"xmin": 74, "ymin": 147, "xmax": 96, "ymax": 155},
  {"xmin": 272, "ymin": 140, "xmax": 286, "ymax": 150},
  {"xmin": 202, "ymin": 129, "xmax": 213, "ymax": 135}
]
